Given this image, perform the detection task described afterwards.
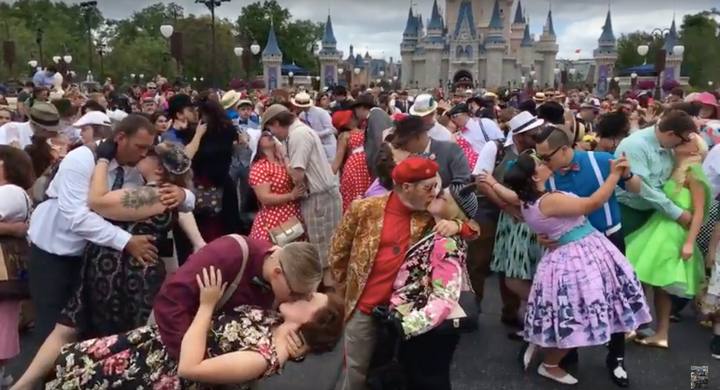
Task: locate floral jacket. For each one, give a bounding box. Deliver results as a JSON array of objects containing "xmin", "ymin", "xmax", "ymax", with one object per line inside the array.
[{"xmin": 390, "ymin": 233, "xmax": 469, "ymax": 338}]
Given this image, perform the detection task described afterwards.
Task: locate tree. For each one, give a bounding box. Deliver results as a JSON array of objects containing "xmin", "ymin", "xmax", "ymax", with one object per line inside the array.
[
  {"xmin": 235, "ymin": 0, "xmax": 323, "ymax": 77},
  {"xmin": 616, "ymin": 31, "xmax": 664, "ymax": 70}
]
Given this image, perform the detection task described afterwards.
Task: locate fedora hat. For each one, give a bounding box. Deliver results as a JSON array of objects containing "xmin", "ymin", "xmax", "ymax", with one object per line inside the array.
[
  {"xmin": 29, "ymin": 102, "xmax": 62, "ymax": 133},
  {"xmin": 350, "ymin": 94, "xmax": 376, "ymax": 110},
  {"xmin": 290, "ymin": 92, "xmax": 314, "ymax": 108},
  {"xmin": 504, "ymin": 111, "xmax": 544, "ymax": 147},
  {"xmin": 409, "ymin": 94, "xmax": 438, "ymax": 117},
  {"xmin": 261, "ymin": 104, "xmax": 290, "ymax": 129},
  {"xmin": 220, "ymin": 90, "xmax": 243, "ymax": 110}
]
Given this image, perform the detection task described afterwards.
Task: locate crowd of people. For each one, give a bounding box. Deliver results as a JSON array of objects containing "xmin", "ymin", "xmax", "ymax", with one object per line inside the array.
[{"xmin": 0, "ymin": 69, "xmax": 719, "ymax": 390}]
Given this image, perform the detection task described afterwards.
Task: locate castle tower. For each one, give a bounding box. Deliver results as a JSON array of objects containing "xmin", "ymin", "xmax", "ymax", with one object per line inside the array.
[
  {"xmin": 537, "ymin": 7, "xmax": 558, "ymax": 87},
  {"xmin": 663, "ymin": 17, "xmax": 684, "ymax": 83},
  {"xmin": 592, "ymin": 8, "xmax": 617, "ymax": 95},
  {"xmin": 520, "ymin": 18, "xmax": 534, "ymax": 73},
  {"xmin": 509, "ymin": 0, "xmax": 525, "ymax": 57},
  {"xmin": 424, "ymin": 0, "xmax": 445, "ymax": 87},
  {"xmin": 484, "ymin": 0, "xmax": 506, "ymax": 88},
  {"xmin": 318, "ymin": 12, "xmax": 342, "ymax": 89},
  {"xmin": 400, "ymin": 5, "xmax": 418, "ymax": 87},
  {"xmin": 261, "ymin": 20, "xmax": 283, "ymax": 90}
]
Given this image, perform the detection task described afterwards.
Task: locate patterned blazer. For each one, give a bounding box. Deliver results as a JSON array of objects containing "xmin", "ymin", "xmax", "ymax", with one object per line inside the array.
[{"xmin": 329, "ymin": 193, "xmax": 433, "ymax": 321}]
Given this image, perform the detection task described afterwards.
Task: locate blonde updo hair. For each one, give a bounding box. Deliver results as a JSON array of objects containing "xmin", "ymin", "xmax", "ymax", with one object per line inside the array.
[{"xmin": 670, "ymin": 134, "xmax": 709, "ymax": 189}]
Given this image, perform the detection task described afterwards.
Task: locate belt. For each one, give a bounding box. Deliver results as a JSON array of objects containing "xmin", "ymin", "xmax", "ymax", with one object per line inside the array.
[{"xmin": 605, "ymin": 223, "xmax": 621, "ymax": 236}]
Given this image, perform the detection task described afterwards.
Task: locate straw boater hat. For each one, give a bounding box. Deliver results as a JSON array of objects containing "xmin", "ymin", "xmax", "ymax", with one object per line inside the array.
[
  {"xmin": 533, "ymin": 92, "xmax": 546, "ymax": 104},
  {"xmin": 29, "ymin": 102, "xmax": 63, "ymax": 133},
  {"xmin": 504, "ymin": 111, "xmax": 544, "ymax": 147},
  {"xmin": 409, "ymin": 94, "xmax": 438, "ymax": 117},
  {"xmin": 290, "ymin": 92, "xmax": 313, "ymax": 108},
  {"xmin": 220, "ymin": 90, "xmax": 243, "ymax": 110}
]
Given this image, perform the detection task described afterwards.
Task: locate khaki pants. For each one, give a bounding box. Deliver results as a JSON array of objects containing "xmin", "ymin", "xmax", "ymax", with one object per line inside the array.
[
  {"xmin": 342, "ymin": 310, "xmax": 377, "ymax": 390},
  {"xmin": 466, "ymin": 219, "xmax": 521, "ymax": 320}
]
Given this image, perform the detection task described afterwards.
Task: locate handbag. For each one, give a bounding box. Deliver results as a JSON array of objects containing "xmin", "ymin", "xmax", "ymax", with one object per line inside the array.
[
  {"xmin": 433, "ymin": 290, "xmax": 479, "ymax": 334},
  {"xmin": 268, "ymin": 216, "xmax": 305, "ymax": 247},
  {"xmin": 0, "ymin": 194, "xmax": 31, "ymax": 299},
  {"xmin": 193, "ymin": 184, "xmax": 223, "ymax": 217}
]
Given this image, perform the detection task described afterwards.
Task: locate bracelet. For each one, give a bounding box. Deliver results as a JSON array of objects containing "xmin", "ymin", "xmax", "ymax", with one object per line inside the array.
[{"xmin": 97, "ymin": 158, "xmax": 110, "ymax": 164}]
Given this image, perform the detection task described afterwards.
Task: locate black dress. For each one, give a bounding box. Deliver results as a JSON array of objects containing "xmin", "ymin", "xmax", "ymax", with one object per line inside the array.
[{"xmin": 60, "ymin": 182, "xmax": 178, "ymax": 339}]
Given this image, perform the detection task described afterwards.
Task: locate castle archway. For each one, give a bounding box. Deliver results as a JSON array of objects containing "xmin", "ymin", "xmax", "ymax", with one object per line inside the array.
[{"xmin": 453, "ymin": 70, "xmax": 473, "ymax": 89}]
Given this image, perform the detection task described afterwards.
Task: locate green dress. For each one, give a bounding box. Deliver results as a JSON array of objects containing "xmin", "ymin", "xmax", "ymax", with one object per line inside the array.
[{"xmin": 625, "ymin": 164, "xmax": 711, "ymax": 298}]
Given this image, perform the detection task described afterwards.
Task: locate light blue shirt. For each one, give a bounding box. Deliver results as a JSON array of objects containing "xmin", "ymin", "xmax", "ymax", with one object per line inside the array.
[
  {"xmin": 298, "ymin": 106, "xmax": 337, "ymax": 161},
  {"xmin": 32, "ymin": 70, "xmax": 56, "ymax": 88},
  {"xmin": 614, "ymin": 126, "xmax": 683, "ymax": 220}
]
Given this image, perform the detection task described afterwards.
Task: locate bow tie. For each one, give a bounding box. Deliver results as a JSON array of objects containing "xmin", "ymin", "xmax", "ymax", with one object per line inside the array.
[
  {"xmin": 252, "ymin": 276, "xmax": 271, "ymax": 292},
  {"xmin": 559, "ymin": 163, "xmax": 580, "ymax": 175}
]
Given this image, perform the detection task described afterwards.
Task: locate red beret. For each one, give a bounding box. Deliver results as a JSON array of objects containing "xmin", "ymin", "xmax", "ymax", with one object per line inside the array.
[
  {"xmin": 332, "ymin": 110, "xmax": 353, "ymax": 130},
  {"xmin": 392, "ymin": 157, "xmax": 439, "ymax": 184},
  {"xmin": 392, "ymin": 113, "xmax": 408, "ymax": 123}
]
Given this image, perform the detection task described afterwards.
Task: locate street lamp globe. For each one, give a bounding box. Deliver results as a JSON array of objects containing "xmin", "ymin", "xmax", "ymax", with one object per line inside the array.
[
  {"xmin": 613, "ymin": 76, "xmax": 620, "ymax": 82},
  {"xmin": 379, "ymin": 70, "xmax": 385, "ymax": 77},
  {"xmin": 710, "ymin": 81, "xmax": 714, "ymax": 86},
  {"xmin": 160, "ymin": 25, "xmax": 174, "ymax": 39},
  {"xmin": 338, "ymin": 68, "xmax": 344, "ymax": 75},
  {"xmin": 521, "ymin": 76, "xmax": 526, "ymax": 83},
  {"xmin": 193, "ymin": 77, "xmax": 197, "ymax": 81},
  {"xmin": 139, "ymin": 74, "xmax": 144, "ymax": 79},
  {"xmin": 631, "ymin": 72, "xmax": 638, "ymax": 79},
  {"xmin": 130, "ymin": 73, "xmax": 135, "ymax": 78},
  {"xmin": 569, "ymin": 68, "xmax": 576, "ymax": 75},
  {"xmin": 672, "ymin": 45, "xmax": 685, "ymax": 56},
  {"xmin": 392, "ymin": 76, "xmax": 398, "ymax": 81},
  {"xmin": 200, "ymin": 77, "xmax": 204, "ymax": 81},
  {"xmin": 63, "ymin": 55, "xmax": 72, "ymax": 64},
  {"xmin": 234, "ymin": 47, "xmax": 243, "ymax": 57},
  {"xmin": 529, "ymin": 70, "xmax": 536, "ymax": 77},
  {"xmin": 376, "ymin": 78, "xmax": 381, "ymax": 83},
  {"xmin": 353, "ymin": 68, "xmax": 360, "ymax": 75},
  {"xmin": 288, "ymin": 71, "xmax": 294, "ymax": 78},
  {"xmin": 554, "ymin": 68, "xmax": 560, "ymax": 75},
  {"xmin": 250, "ymin": 41, "xmax": 261, "ymax": 55},
  {"xmin": 637, "ymin": 45, "xmax": 649, "ymax": 56},
  {"xmin": 53, "ymin": 56, "xmax": 61, "ymax": 64},
  {"xmin": 315, "ymin": 76, "xmax": 320, "ymax": 81},
  {"xmin": 28, "ymin": 60, "xmax": 37, "ymax": 68}
]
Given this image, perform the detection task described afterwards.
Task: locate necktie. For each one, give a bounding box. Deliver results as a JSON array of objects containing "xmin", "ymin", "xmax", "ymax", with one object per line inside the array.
[{"xmin": 112, "ymin": 167, "xmax": 125, "ymax": 190}]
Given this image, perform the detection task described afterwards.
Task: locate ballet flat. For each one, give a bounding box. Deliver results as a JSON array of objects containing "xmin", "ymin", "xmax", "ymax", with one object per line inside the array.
[
  {"xmin": 634, "ymin": 338, "xmax": 669, "ymax": 349},
  {"xmin": 538, "ymin": 364, "xmax": 579, "ymax": 385}
]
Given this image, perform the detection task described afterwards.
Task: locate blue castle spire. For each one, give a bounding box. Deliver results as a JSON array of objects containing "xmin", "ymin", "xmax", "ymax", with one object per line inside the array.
[
  {"xmin": 598, "ymin": 9, "xmax": 616, "ymax": 44},
  {"xmin": 663, "ymin": 18, "xmax": 679, "ymax": 53},
  {"xmin": 546, "ymin": 8, "xmax": 556, "ymax": 36},
  {"xmin": 488, "ymin": 0, "xmax": 504, "ymax": 30},
  {"xmin": 321, "ymin": 13, "xmax": 337, "ymax": 46},
  {"xmin": 427, "ymin": 0, "xmax": 443, "ymax": 31},
  {"xmin": 513, "ymin": 0, "xmax": 524, "ymax": 24},
  {"xmin": 403, "ymin": 5, "xmax": 417, "ymax": 37},
  {"xmin": 262, "ymin": 19, "xmax": 282, "ymax": 56},
  {"xmin": 521, "ymin": 20, "xmax": 533, "ymax": 47}
]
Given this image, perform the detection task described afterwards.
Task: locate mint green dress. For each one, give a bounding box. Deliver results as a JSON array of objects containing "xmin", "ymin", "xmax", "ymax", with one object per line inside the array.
[{"xmin": 625, "ymin": 164, "xmax": 711, "ymax": 298}]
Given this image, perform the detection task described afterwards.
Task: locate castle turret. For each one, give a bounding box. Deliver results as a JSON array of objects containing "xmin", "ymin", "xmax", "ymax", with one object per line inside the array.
[
  {"xmin": 424, "ymin": 0, "xmax": 444, "ymax": 87},
  {"xmin": 318, "ymin": 12, "xmax": 343, "ymax": 90},
  {"xmin": 663, "ymin": 17, "xmax": 684, "ymax": 83},
  {"xmin": 510, "ymin": 0, "xmax": 525, "ymax": 56},
  {"xmin": 261, "ymin": 20, "xmax": 283, "ymax": 90},
  {"xmin": 520, "ymin": 18, "xmax": 534, "ymax": 71},
  {"xmin": 592, "ymin": 8, "xmax": 617, "ymax": 95},
  {"xmin": 537, "ymin": 7, "xmax": 558, "ymax": 87},
  {"xmin": 483, "ymin": 0, "xmax": 505, "ymax": 88},
  {"xmin": 400, "ymin": 5, "xmax": 418, "ymax": 87}
]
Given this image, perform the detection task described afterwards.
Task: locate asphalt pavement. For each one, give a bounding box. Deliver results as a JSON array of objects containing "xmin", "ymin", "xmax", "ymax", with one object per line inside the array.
[{"xmin": 7, "ymin": 276, "xmax": 716, "ymax": 390}]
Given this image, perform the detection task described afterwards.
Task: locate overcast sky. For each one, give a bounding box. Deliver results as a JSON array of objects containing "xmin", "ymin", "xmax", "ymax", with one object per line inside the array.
[{"xmin": 60, "ymin": 0, "xmax": 719, "ymax": 59}]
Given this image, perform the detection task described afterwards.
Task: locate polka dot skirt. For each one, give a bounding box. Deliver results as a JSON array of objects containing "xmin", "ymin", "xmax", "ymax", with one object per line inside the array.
[
  {"xmin": 248, "ymin": 159, "xmax": 303, "ymax": 242},
  {"xmin": 340, "ymin": 131, "xmax": 373, "ymax": 213}
]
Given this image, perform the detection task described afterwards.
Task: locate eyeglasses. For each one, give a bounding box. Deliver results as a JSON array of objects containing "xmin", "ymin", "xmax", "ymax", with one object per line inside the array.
[
  {"xmin": 278, "ymin": 257, "xmax": 310, "ymax": 301},
  {"xmin": 0, "ymin": 116, "xmax": 10, "ymax": 121}
]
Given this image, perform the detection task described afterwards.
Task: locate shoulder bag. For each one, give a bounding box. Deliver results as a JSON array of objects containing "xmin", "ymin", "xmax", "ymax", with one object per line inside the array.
[
  {"xmin": 0, "ymin": 194, "xmax": 32, "ymax": 299},
  {"xmin": 146, "ymin": 234, "xmax": 250, "ymax": 325}
]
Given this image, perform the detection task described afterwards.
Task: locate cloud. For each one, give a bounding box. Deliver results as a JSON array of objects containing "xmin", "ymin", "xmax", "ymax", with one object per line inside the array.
[{"xmin": 34, "ymin": 0, "xmax": 718, "ymax": 61}]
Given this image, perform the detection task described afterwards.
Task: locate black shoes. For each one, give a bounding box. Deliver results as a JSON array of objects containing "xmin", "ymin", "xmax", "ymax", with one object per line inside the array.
[
  {"xmin": 710, "ymin": 335, "xmax": 720, "ymax": 360},
  {"xmin": 605, "ymin": 354, "xmax": 629, "ymax": 387}
]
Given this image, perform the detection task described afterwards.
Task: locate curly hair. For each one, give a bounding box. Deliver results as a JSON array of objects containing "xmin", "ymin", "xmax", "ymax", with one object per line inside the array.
[
  {"xmin": 299, "ymin": 293, "xmax": 345, "ymax": 354},
  {"xmin": 503, "ymin": 152, "xmax": 543, "ymax": 205}
]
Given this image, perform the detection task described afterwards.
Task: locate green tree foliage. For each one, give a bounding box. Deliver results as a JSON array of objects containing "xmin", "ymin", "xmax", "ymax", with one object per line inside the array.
[
  {"xmin": 615, "ymin": 9, "xmax": 719, "ymax": 87},
  {"xmin": 0, "ymin": 0, "xmax": 323, "ymax": 87}
]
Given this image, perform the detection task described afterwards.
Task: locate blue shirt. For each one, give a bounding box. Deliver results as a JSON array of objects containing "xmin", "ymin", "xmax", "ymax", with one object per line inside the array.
[
  {"xmin": 161, "ymin": 128, "xmax": 182, "ymax": 143},
  {"xmin": 32, "ymin": 71, "xmax": 56, "ymax": 88},
  {"xmin": 546, "ymin": 150, "xmax": 626, "ymax": 232}
]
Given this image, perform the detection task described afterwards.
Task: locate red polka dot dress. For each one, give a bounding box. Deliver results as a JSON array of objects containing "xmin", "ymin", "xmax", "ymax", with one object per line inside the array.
[
  {"xmin": 456, "ymin": 135, "xmax": 478, "ymax": 169},
  {"xmin": 248, "ymin": 158, "xmax": 303, "ymax": 243},
  {"xmin": 340, "ymin": 131, "xmax": 373, "ymax": 213}
]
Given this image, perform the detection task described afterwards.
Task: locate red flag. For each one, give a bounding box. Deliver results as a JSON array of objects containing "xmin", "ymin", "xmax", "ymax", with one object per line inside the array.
[{"xmin": 575, "ymin": 49, "xmax": 581, "ymax": 54}]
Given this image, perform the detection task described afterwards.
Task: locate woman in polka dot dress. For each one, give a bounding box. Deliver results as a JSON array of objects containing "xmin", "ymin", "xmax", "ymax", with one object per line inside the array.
[
  {"xmin": 331, "ymin": 110, "xmax": 373, "ymax": 212},
  {"xmin": 443, "ymin": 113, "xmax": 479, "ymax": 168},
  {"xmin": 248, "ymin": 131, "xmax": 303, "ymax": 242}
]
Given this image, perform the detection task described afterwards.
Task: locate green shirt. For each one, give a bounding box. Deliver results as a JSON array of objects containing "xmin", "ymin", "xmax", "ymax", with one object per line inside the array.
[{"xmin": 614, "ymin": 126, "xmax": 683, "ymax": 220}]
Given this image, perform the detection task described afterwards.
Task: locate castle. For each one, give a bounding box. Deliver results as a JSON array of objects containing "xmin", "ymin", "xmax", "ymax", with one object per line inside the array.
[{"xmin": 400, "ymin": 0, "xmax": 558, "ymax": 90}]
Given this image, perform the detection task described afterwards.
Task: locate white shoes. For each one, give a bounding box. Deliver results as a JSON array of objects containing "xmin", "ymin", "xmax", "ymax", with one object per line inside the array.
[{"xmin": 538, "ymin": 363, "xmax": 578, "ymax": 385}]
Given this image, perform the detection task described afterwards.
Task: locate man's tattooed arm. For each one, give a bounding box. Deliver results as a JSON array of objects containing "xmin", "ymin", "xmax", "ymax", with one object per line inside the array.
[{"xmin": 120, "ymin": 186, "xmax": 161, "ymax": 209}]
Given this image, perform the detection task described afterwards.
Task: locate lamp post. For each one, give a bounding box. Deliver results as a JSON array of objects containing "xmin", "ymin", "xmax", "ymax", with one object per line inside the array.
[
  {"xmin": 553, "ymin": 67, "xmax": 560, "ymax": 89},
  {"xmin": 79, "ymin": 1, "xmax": 98, "ymax": 74},
  {"xmin": 53, "ymin": 47, "xmax": 72, "ymax": 79},
  {"xmin": 95, "ymin": 42, "xmax": 107, "ymax": 77},
  {"xmin": 709, "ymin": 81, "xmax": 714, "ymax": 88},
  {"xmin": 314, "ymin": 75, "xmax": 320, "ymax": 90},
  {"xmin": 353, "ymin": 67, "xmax": 360, "ymax": 86},
  {"xmin": 160, "ymin": 24, "xmax": 179, "ymax": 76},
  {"xmin": 631, "ymin": 72, "xmax": 638, "ymax": 90},
  {"xmin": 288, "ymin": 71, "xmax": 294, "ymax": 87},
  {"xmin": 35, "ymin": 28, "xmax": 44, "ymax": 67},
  {"xmin": 235, "ymin": 26, "xmax": 261, "ymax": 81},
  {"xmin": 195, "ymin": 0, "xmax": 230, "ymax": 88},
  {"xmin": 338, "ymin": 67, "xmax": 345, "ymax": 86},
  {"xmin": 28, "ymin": 59, "xmax": 37, "ymax": 75},
  {"xmin": 636, "ymin": 28, "xmax": 684, "ymax": 100}
]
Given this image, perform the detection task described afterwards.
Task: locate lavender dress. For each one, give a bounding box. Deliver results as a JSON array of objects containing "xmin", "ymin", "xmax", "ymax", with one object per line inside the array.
[{"xmin": 521, "ymin": 192, "xmax": 651, "ymax": 349}]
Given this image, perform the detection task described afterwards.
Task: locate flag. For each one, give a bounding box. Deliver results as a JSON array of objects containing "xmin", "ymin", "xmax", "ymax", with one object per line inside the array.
[{"xmin": 575, "ymin": 49, "xmax": 581, "ymax": 54}]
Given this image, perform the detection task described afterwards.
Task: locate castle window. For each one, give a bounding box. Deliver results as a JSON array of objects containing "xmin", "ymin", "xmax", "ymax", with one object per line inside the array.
[
  {"xmin": 455, "ymin": 45, "xmax": 465, "ymax": 58},
  {"xmin": 465, "ymin": 45, "xmax": 473, "ymax": 59}
]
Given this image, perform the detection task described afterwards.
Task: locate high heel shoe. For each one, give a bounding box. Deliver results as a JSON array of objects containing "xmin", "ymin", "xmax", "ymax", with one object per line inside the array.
[{"xmin": 538, "ymin": 363, "xmax": 579, "ymax": 385}]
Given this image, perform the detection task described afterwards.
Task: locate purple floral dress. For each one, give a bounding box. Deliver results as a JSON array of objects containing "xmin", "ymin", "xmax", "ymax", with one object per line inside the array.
[
  {"xmin": 46, "ymin": 306, "xmax": 282, "ymax": 390},
  {"xmin": 390, "ymin": 233, "xmax": 469, "ymax": 338}
]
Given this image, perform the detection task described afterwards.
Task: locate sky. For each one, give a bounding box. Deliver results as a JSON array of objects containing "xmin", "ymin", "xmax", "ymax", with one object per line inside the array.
[{"xmin": 43, "ymin": 0, "xmax": 719, "ymax": 60}]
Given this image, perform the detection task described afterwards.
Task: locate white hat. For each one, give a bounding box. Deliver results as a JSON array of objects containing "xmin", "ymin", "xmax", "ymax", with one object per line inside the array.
[
  {"xmin": 290, "ymin": 92, "xmax": 313, "ymax": 108},
  {"xmin": 504, "ymin": 111, "xmax": 544, "ymax": 147},
  {"xmin": 220, "ymin": 90, "xmax": 243, "ymax": 110},
  {"xmin": 73, "ymin": 111, "xmax": 112, "ymax": 128},
  {"xmin": 409, "ymin": 94, "xmax": 438, "ymax": 117},
  {"xmin": 465, "ymin": 89, "xmax": 473, "ymax": 94}
]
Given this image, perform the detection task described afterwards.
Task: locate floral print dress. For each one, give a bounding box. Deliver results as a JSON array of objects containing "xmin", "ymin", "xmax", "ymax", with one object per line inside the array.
[
  {"xmin": 390, "ymin": 233, "xmax": 468, "ymax": 338},
  {"xmin": 46, "ymin": 306, "xmax": 282, "ymax": 390}
]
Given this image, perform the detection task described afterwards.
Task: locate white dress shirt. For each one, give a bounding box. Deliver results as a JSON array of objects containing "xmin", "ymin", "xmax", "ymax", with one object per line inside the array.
[
  {"xmin": 299, "ymin": 106, "xmax": 337, "ymax": 161},
  {"xmin": 461, "ymin": 118, "xmax": 505, "ymax": 155},
  {"xmin": 0, "ymin": 184, "xmax": 31, "ymax": 223},
  {"xmin": 0, "ymin": 121, "xmax": 33, "ymax": 149},
  {"xmin": 703, "ymin": 144, "xmax": 720, "ymax": 198},
  {"xmin": 427, "ymin": 121, "xmax": 452, "ymax": 142},
  {"xmin": 29, "ymin": 146, "xmax": 196, "ymax": 257},
  {"xmin": 472, "ymin": 139, "xmax": 517, "ymax": 175}
]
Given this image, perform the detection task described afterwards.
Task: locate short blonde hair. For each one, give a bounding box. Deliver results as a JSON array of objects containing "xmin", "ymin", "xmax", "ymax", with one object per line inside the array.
[{"xmin": 279, "ymin": 242, "xmax": 323, "ymax": 287}]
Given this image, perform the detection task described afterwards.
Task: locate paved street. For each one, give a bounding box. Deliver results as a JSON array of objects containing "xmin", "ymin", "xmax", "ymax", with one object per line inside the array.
[{"xmin": 8, "ymin": 276, "xmax": 716, "ymax": 389}]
